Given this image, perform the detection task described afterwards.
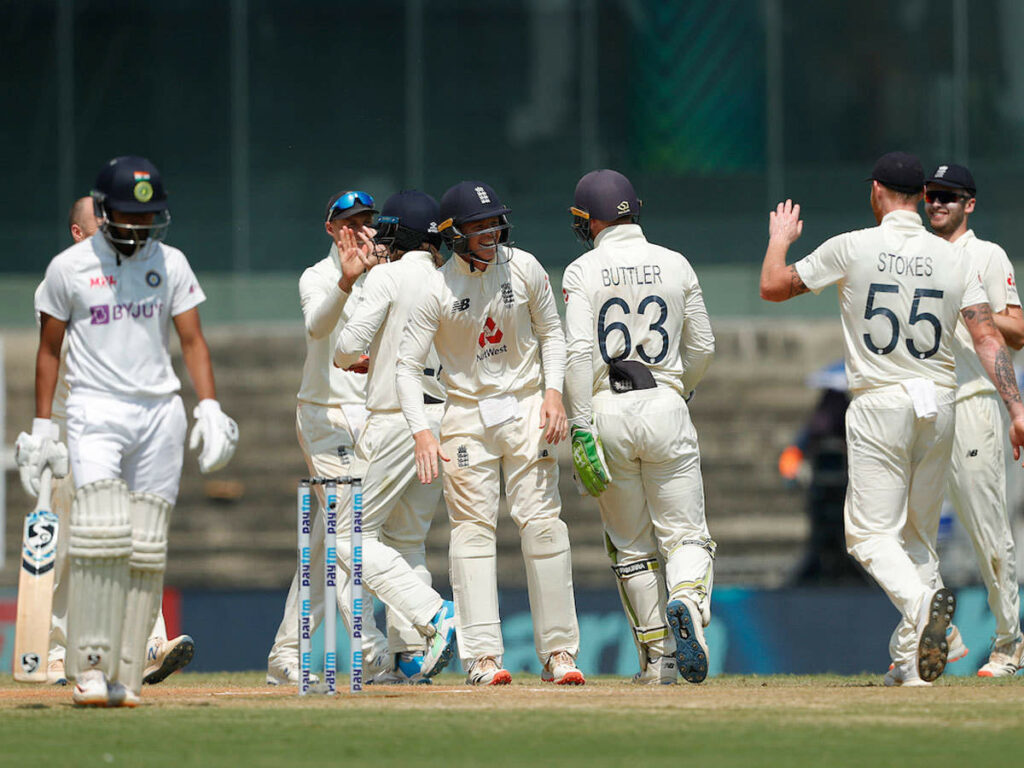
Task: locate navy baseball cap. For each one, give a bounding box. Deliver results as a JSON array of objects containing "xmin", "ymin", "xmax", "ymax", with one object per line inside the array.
[
  {"xmin": 573, "ymin": 169, "xmax": 641, "ymax": 221},
  {"xmin": 93, "ymin": 156, "xmax": 167, "ymax": 213},
  {"xmin": 866, "ymin": 151, "xmax": 924, "ymax": 195},
  {"xmin": 378, "ymin": 190, "xmax": 442, "ymax": 243},
  {"xmin": 926, "ymin": 163, "xmax": 976, "ymax": 195}
]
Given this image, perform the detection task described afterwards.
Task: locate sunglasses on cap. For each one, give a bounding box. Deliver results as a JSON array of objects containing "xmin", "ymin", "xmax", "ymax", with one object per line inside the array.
[
  {"xmin": 328, "ymin": 190, "xmax": 374, "ymax": 219},
  {"xmin": 924, "ymin": 190, "xmax": 969, "ymax": 205}
]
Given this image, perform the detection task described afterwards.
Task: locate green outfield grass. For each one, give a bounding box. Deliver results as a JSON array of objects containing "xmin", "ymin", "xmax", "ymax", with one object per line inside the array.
[{"xmin": 2, "ymin": 673, "xmax": 1023, "ymax": 767}]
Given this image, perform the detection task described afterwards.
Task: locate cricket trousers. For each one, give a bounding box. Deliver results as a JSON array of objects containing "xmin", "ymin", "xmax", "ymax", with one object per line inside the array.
[
  {"xmin": 441, "ymin": 389, "xmax": 580, "ymax": 667},
  {"xmin": 946, "ymin": 392, "xmax": 1022, "ymax": 646},
  {"xmin": 843, "ymin": 384, "xmax": 956, "ymax": 664}
]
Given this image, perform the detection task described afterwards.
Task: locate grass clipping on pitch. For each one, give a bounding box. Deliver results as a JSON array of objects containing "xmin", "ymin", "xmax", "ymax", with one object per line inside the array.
[{"xmin": 2, "ymin": 673, "xmax": 1023, "ymax": 766}]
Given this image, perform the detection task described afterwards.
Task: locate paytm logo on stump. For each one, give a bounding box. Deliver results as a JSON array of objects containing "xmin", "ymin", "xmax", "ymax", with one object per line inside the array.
[{"xmin": 90, "ymin": 300, "xmax": 165, "ymax": 325}]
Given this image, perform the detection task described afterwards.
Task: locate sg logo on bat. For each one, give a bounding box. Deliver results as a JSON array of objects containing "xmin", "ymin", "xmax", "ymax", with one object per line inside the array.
[{"xmin": 21, "ymin": 510, "xmax": 59, "ymax": 575}]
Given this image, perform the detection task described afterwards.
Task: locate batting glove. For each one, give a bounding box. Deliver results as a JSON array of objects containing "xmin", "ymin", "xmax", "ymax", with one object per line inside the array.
[
  {"xmin": 14, "ymin": 418, "xmax": 69, "ymax": 497},
  {"xmin": 570, "ymin": 425, "xmax": 612, "ymax": 497},
  {"xmin": 189, "ymin": 399, "xmax": 239, "ymax": 474}
]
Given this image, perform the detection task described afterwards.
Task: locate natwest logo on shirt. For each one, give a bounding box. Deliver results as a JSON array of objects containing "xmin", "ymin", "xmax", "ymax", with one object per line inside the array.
[
  {"xmin": 476, "ymin": 317, "xmax": 508, "ymax": 361},
  {"xmin": 89, "ymin": 300, "xmax": 165, "ymax": 325},
  {"xmin": 1009, "ymin": 272, "xmax": 1016, "ymax": 288},
  {"xmin": 89, "ymin": 275, "xmax": 117, "ymax": 288},
  {"xmin": 478, "ymin": 317, "xmax": 503, "ymax": 347}
]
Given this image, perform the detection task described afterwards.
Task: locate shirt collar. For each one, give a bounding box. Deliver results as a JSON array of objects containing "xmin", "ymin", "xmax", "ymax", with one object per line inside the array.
[
  {"xmin": 594, "ymin": 223, "xmax": 646, "ymax": 248},
  {"xmin": 400, "ymin": 250, "xmax": 438, "ymax": 269},
  {"xmin": 880, "ymin": 209, "xmax": 924, "ymax": 230}
]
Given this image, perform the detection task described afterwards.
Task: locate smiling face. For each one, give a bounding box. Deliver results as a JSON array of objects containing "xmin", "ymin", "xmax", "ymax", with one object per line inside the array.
[
  {"xmin": 924, "ymin": 184, "xmax": 975, "ymax": 239},
  {"xmin": 462, "ymin": 216, "xmax": 501, "ymax": 263}
]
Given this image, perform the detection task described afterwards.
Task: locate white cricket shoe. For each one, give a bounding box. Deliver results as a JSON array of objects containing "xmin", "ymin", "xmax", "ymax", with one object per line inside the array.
[
  {"xmin": 946, "ymin": 624, "xmax": 969, "ymax": 663},
  {"xmin": 633, "ymin": 654, "xmax": 678, "ymax": 685},
  {"xmin": 420, "ymin": 601, "xmax": 457, "ymax": 679},
  {"xmin": 916, "ymin": 588, "xmax": 956, "ymax": 682},
  {"xmin": 667, "ymin": 598, "xmax": 709, "ymax": 683},
  {"xmin": 361, "ymin": 651, "xmax": 391, "ymax": 682},
  {"xmin": 977, "ymin": 636, "xmax": 1024, "ymax": 678},
  {"xmin": 107, "ymin": 682, "xmax": 141, "ymax": 708},
  {"xmin": 143, "ymin": 634, "xmax": 195, "ymax": 685},
  {"xmin": 72, "ymin": 670, "xmax": 112, "ymax": 707},
  {"xmin": 47, "ymin": 658, "xmax": 68, "ymax": 686},
  {"xmin": 541, "ymin": 650, "xmax": 585, "ymax": 685},
  {"xmin": 266, "ymin": 659, "xmax": 319, "ymax": 686},
  {"xmin": 466, "ymin": 656, "xmax": 512, "ymax": 686},
  {"xmin": 883, "ymin": 660, "xmax": 932, "ymax": 688}
]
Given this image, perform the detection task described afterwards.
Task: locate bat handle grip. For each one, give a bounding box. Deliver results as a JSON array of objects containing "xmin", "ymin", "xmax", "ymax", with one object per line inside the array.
[{"xmin": 37, "ymin": 466, "xmax": 54, "ymax": 509}]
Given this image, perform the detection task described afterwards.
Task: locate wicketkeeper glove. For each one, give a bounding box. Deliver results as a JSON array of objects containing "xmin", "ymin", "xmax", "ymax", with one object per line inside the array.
[
  {"xmin": 571, "ymin": 425, "xmax": 612, "ymax": 497},
  {"xmin": 14, "ymin": 418, "xmax": 69, "ymax": 497},
  {"xmin": 189, "ymin": 399, "xmax": 239, "ymax": 474}
]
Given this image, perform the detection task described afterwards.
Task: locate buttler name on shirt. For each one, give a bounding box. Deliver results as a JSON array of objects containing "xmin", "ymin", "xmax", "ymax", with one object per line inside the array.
[{"xmin": 601, "ymin": 265, "xmax": 663, "ymax": 286}]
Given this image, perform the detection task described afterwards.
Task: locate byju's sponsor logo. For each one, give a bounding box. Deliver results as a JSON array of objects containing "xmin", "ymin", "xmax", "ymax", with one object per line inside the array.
[
  {"xmin": 90, "ymin": 305, "xmax": 110, "ymax": 325},
  {"xmin": 89, "ymin": 301, "xmax": 165, "ymax": 325}
]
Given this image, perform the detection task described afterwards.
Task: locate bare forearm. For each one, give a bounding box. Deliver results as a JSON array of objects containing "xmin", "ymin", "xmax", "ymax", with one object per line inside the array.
[
  {"xmin": 760, "ymin": 242, "xmax": 807, "ymax": 302},
  {"xmin": 182, "ymin": 337, "xmax": 216, "ymax": 401},
  {"xmin": 976, "ymin": 334, "xmax": 1024, "ymax": 418},
  {"xmin": 993, "ymin": 311, "xmax": 1024, "ymax": 350},
  {"xmin": 34, "ymin": 349, "xmax": 60, "ymax": 419}
]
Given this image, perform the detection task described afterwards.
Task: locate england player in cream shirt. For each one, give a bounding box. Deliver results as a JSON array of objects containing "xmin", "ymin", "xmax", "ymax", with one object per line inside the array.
[
  {"xmin": 760, "ymin": 152, "xmax": 1024, "ymax": 687},
  {"xmin": 562, "ymin": 170, "xmax": 716, "ymax": 685},
  {"xmin": 333, "ymin": 190, "xmax": 457, "ymax": 683},
  {"xmin": 265, "ymin": 190, "xmax": 390, "ymax": 685},
  {"xmin": 925, "ymin": 163, "xmax": 1024, "ymax": 677},
  {"xmin": 396, "ymin": 181, "xmax": 583, "ymax": 686}
]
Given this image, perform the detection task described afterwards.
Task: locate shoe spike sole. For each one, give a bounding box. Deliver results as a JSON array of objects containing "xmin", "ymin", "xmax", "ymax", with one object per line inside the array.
[{"xmin": 668, "ymin": 601, "xmax": 708, "ymax": 684}]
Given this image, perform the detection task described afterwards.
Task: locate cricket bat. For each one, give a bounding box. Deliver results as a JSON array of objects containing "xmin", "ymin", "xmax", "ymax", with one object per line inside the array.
[{"xmin": 13, "ymin": 467, "xmax": 57, "ymax": 682}]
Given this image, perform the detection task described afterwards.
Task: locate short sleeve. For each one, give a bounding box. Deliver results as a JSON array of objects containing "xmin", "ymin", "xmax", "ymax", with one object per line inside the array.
[
  {"xmin": 793, "ymin": 233, "xmax": 849, "ymax": 294},
  {"xmin": 991, "ymin": 245, "xmax": 1020, "ymax": 309},
  {"xmin": 35, "ymin": 257, "xmax": 73, "ymax": 322},
  {"xmin": 960, "ymin": 265, "xmax": 989, "ymax": 309},
  {"xmin": 168, "ymin": 250, "xmax": 206, "ymax": 316}
]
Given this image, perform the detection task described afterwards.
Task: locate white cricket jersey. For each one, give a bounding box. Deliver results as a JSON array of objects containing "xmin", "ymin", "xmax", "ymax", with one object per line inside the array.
[
  {"xmin": 334, "ymin": 250, "xmax": 445, "ymax": 412},
  {"xmin": 296, "ymin": 245, "xmax": 368, "ymax": 407},
  {"xmin": 950, "ymin": 230, "xmax": 1021, "ymax": 401},
  {"xmin": 35, "ymin": 234, "xmax": 205, "ymax": 399},
  {"xmin": 34, "ymin": 281, "xmax": 70, "ymax": 421},
  {"xmin": 396, "ymin": 245, "xmax": 565, "ymax": 434},
  {"xmin": 794, "ymin": 210, "xmax": 988, "ymax": 391},
  {"xmin": 561, "ymin": 224, "xmax": 715, "ymax": 425}
]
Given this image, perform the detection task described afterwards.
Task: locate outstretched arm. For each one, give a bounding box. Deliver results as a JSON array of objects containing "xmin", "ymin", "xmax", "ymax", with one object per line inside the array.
[{"xmin": 760, "ymin": 200, "xmax": 809, "ymax": 302}]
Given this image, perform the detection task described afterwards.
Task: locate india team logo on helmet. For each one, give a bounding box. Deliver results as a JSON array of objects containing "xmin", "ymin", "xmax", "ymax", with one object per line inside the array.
[{"xmin": 92, "ymin": 156, "xmax": 171, "ymax": 258}]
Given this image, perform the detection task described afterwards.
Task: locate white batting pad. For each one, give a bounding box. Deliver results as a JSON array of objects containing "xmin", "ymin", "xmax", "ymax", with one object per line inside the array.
[
  {"xmin": 66, "ymin": 479, "xmax": 132, "ymax": 680},
  {"xmin": 119, "ymin": 492, "xmax": 172, "ymax": 693}
]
